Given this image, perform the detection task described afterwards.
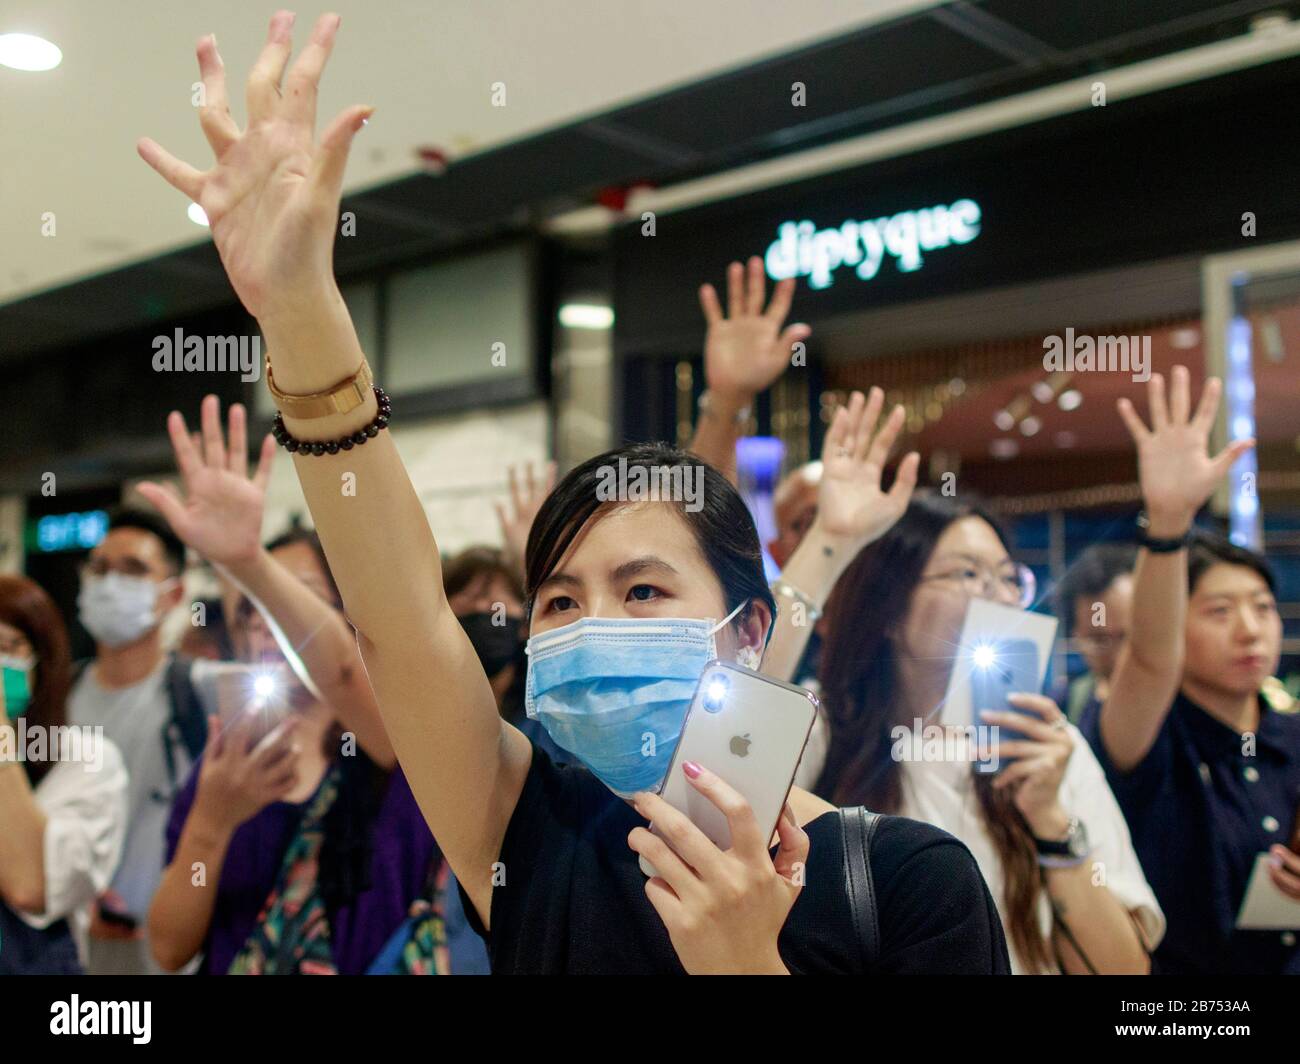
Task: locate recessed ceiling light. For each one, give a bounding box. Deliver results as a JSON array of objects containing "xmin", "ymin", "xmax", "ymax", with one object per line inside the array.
[
  {"xmin": 0, "ymin": 33, "xmax": 62, "ymax": 71},
  {"xmin": 558, "ymin": 303, "xmax": 614, "ymax": 329},
  {"xmin": 1057, "ymin": 389, "xmax": 1083, "ymax": 411},
  {"xmin": 948, "ymin": 377, "xmax": 966, "ymax": 396},
  {"xmin": 1031, "ymin": 381, "xmax": 1055, "ymax": 403},
  {"xmin": 1170, "ymin": 327, "xmax": 1201, "ymax": 350},
  {"xmin": 187, "ymin": 203, "xmax": 209, "ymax": 227},
  {"xmin": 1020, "ymin": 416, "xmax": 1042, "ymax": 437},
  {"xmin": 989, "ymin": 439, "xmax": 1019, "ymax": 460},
  {"xmin": 994, "ymin": 409, "xmax": 1015, "ymax": 431}
]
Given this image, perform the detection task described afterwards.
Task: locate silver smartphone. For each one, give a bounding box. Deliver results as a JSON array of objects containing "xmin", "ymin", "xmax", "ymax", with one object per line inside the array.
[{"xmin": 639, "ymin": 660, "xmax": 819, "ymax": 878}]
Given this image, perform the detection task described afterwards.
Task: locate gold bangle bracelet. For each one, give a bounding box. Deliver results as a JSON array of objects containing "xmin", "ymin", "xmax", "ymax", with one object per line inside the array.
[{"xmin": 265, "ymin": 357, "xmax": 374, "ymax": 419}]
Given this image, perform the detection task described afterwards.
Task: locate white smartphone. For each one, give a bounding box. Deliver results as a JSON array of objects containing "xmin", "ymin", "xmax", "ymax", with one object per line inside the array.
[{"xmin": 639, "ymin": 660, "xmax": 819, "ymax": 878}]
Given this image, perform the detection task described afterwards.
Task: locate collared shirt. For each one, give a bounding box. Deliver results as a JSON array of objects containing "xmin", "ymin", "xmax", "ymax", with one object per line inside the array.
[{"xmin": 1085, "ymin": 692, "xmax": 1300, "ymax": 974}]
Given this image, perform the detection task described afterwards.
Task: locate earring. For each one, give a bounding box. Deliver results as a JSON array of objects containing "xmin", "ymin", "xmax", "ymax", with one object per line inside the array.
[{"xmin": 736, "ymin": 645, "xmax": 761, "ymax": 671}]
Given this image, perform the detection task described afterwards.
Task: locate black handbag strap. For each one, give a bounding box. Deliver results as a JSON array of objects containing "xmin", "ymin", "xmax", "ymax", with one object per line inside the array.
[{"xmin": 839, "ymin": 806, "xmax": 881, "ymax": 971}]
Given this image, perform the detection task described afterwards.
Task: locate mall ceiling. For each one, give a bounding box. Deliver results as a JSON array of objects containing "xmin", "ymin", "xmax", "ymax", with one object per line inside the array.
[{"xmin": 3, "ymin": 0, "xmax": 1298, "ymax": 361}]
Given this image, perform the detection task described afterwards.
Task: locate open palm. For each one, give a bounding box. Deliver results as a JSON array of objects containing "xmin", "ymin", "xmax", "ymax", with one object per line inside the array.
[
  {"xmin": 700, "ymin": 257, "xmax": 810, "ymax": 400},
  {"xmin": 137, "ymin": 12, "xmax": 371, "ymax": 320},
  {"xmin": 816, "ymin": 387, "xmax": 920, "ymax": 549},
  {"xmin": 1117, "ymin": 365, "xmax": 1254, "ymax": 525},
  {"xmin": 136, "ymin": 396, "xmax": 275, "ymax": 568}
]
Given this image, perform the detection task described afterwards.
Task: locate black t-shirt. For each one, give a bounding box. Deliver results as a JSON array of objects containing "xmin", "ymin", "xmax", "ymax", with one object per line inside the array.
[{"xmin": 460, "ymin": 744, "xmax": 1011, "ymax": 974}]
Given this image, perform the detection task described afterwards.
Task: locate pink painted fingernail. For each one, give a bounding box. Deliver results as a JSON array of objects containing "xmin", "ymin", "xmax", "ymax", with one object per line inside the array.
[{"xmin": 682, "ymin": 761, "xmax": 702, "ymax": 779}]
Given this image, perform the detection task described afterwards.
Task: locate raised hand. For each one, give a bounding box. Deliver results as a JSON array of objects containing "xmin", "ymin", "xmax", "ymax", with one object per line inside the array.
[
  {"xmin": 699, "ymin": 257, "xmax": 810, "ymax": 402},
  {"xmin": 136, "ymin": 395, "xmax": 275, "ymax": 568},
  {"xmin": 192, "ymin": 712, "xmax": 301, "ymax": 832},
  {"xmin": 1117, "ymin": 365, "xmax": 1254, "ymax": 537},
  {"xmin": 494, "ymin": 461, "xmax": 556, "ymax": 577},
  {"xmin": 137, "ymin": 12, "xmax": 370, "ymax": 323},
  {"xmin": 813, "ymin": 387, "xmax": 920, "ymax": 551}
]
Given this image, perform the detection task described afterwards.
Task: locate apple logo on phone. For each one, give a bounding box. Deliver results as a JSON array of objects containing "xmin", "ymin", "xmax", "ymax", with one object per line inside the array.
[{"xmin": 729, "ymin": 733, "xmax": 751, "ymax": 757}]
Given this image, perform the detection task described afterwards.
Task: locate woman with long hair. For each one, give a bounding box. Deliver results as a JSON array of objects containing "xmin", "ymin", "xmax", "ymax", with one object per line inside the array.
[
  {"xmin": 136, "ymin": 12, "xmax": 1011, "ymax": 973},
  {"xmin": 756, "ymin": 378, "xmax": 1245, "ymax": 972},
  {"xmin": 0, "ymin": 575, "xmax": 128, "ymax": 973}
]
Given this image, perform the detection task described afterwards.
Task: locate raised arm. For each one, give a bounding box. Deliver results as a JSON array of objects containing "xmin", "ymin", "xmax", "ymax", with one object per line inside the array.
[
  {"xmin": 136, "ymin": 13, "xmax": 528, "ymax": 925},
  {"xmin": 689, "ymin": 259, "xmax": 809, "ymax": 484},
  {"xmin": 1102, "ymin": 367, "xmax": 1253, "ymax": 772},
  {"xmin": 761, "ymin": 388, "xmax": 918, "ymax": 682},
  {"xmin": 137, "ymin": 395, "xmax": 396, "ymax": 768}
]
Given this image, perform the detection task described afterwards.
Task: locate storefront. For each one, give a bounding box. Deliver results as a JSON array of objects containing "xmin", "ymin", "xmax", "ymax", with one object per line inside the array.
[{"xmin": 610, "ymin": 53, "xmax": 1300, "ymax": 681}]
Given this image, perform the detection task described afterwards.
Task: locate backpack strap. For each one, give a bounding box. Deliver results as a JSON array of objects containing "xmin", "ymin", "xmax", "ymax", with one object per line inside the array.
[
  {"xmin": 839, "ymin": 805, "xmax": 882, "ymax": 971},
  {"xmin": 164, "ymin": 654, "xmax": 208, "ymax": 774}
]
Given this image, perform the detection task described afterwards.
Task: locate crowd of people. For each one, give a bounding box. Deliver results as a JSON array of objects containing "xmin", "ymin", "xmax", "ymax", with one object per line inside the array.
[{"xmin": 2, "ymin": 12, "xmax": 1298, "ymax": 976}]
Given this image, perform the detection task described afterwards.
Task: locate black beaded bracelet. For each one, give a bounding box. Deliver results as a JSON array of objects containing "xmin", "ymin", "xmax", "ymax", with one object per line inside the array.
[{"xmin": 272, "ymin": 385, "xmax": 391, "ymax": 456}]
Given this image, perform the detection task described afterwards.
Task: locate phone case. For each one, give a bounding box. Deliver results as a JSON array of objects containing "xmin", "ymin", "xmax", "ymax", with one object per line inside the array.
[
  {"xmin": 640, "ymin": 661, "xmax": 818, "ymax": 878},
  {"xmin": 969, "ymin": 638, "xmax": 1040, "ymax": 744}
]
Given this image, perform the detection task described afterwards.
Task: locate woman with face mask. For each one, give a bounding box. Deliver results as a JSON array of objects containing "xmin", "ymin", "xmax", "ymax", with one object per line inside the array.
[
  {"xmin": 760, "ymin": 381, "xmax": 1206, "ymax": 973},
  {"xmin": 0, "ymin": 576, "xmax": 128, "ymax": 974},
  {"xmin": 137, "ymin": 12, "xmax": 1011, "ymax": 973}
]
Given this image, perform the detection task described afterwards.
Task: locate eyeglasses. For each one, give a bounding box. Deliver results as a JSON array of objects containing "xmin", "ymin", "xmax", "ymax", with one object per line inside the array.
[{"xmin": 919, "ymin": 561, "xmax": 1037, "ymax": 609}]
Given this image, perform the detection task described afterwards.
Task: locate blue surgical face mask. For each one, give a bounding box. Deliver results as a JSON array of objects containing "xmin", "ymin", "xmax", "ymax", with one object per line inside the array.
[{"xmin": 525, "ymin": 602, "xmax": 749, "ymax": 797}]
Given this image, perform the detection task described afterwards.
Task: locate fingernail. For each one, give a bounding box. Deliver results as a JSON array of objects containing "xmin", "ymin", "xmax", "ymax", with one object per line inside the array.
[
  {"xmin": 1270, "ymin": 855, "xmax": 1283, "ymax": 869},
  {"xmin": 682, "ymin": 761, "xmax": 702, "ymax": 779}
]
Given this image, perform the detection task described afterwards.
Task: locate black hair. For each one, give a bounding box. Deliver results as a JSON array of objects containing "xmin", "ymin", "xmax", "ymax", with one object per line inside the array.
[
  {"xmin": 1054, "ymin": 542, "xmax": 1138, "ymax": 636},
  {"xmin": 107, "ymin": 505, "xmax": 186, "ymax": 576},
  {"xmin": 524, "ymin": 443, "xmax": 776, "ymax": 636},
  {"xmin": 1187, "ymin": 531, "xmax": 1275, "ymax": 596}
]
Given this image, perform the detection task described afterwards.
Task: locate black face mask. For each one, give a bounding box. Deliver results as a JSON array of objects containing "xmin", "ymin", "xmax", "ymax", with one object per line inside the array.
[{"xmin": 459, "ymin": 613, "xmax": 525, "ymax": 678}]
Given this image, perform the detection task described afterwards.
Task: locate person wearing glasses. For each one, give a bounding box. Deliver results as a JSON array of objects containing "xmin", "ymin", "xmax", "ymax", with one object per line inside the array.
[
  {"xmin": 761, "ymin": 394, "xmax": 1162, "ymax": 973},
  {"xmin": 1053, "ymin": 543, "xmax": 1137, "ymax": 727}
]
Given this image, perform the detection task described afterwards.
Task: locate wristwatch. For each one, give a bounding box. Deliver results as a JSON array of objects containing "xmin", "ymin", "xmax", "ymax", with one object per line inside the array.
[
  {"xmin": 1135, "ymin": 511, "xmax": 1191, "ymax": 553},
  {"xmin": 266, "ymin": 357, "xmax": 374, "ymax": 419},
  {"xmin": 1033, "ymin": 815, "xmax": 1091, "ymax": 867}
]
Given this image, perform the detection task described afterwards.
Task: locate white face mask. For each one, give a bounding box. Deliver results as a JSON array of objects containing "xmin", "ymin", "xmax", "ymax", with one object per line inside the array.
[{"xmin": 77, "ymin": 572, "xmax": 174, "ymax": 648}]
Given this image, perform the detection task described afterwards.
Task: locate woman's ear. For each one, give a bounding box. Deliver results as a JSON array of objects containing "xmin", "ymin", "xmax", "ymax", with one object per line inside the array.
[{"xmin": 735, "ymin": 598, "xmax": 771, "ymax": 666}]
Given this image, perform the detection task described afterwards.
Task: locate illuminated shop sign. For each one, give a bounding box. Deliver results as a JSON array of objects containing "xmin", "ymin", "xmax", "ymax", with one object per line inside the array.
[
  {"xmin": 764, "ymin": 198, "xmax": 982, "ymax": 290},
  {"xmin": 30, "ymin": 510, "xmax": 108, "ymax": 553}
]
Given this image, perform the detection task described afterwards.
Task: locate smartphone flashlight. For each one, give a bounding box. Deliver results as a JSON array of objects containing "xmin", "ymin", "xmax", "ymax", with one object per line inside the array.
[
  {"xmin": 702, "ymin": 673, "xmax": 730, "ymax": 713},
  {"xmin": 972, "ymin": 643, "xmax": 998, "ymax": 670},
  {"xmin": 252, "ymin": 671, "xmax": 278, "ymax": 702}
]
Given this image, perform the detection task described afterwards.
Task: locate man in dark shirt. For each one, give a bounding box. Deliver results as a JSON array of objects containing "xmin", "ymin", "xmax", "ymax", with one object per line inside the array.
[{"xmin": 1095, "ymin": 368, "xmax": 1300, "ymax": 974}]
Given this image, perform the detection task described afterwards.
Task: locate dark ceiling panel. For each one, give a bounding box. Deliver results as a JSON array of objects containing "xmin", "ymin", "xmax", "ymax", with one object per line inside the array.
[
  {"xmin": 611, "ymin": 16, "xmax": 1014, "ymax": 156},
  {"xmin": 979, "ymin": 0, "xmax": 1288, "ymax": 52}
]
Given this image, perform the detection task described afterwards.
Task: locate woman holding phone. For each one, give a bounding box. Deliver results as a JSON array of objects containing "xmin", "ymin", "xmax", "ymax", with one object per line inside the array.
[
  {"xmin": 143, "ymin": 401, "xmax": 444, "ymax": 975},
  {"xmin": 136, "ymin": 11, "xmax": 1009, "ymax": 974},
  {"xmin": 761, "ymin": 376, "xmax": 1240, "ymax": 973}
]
